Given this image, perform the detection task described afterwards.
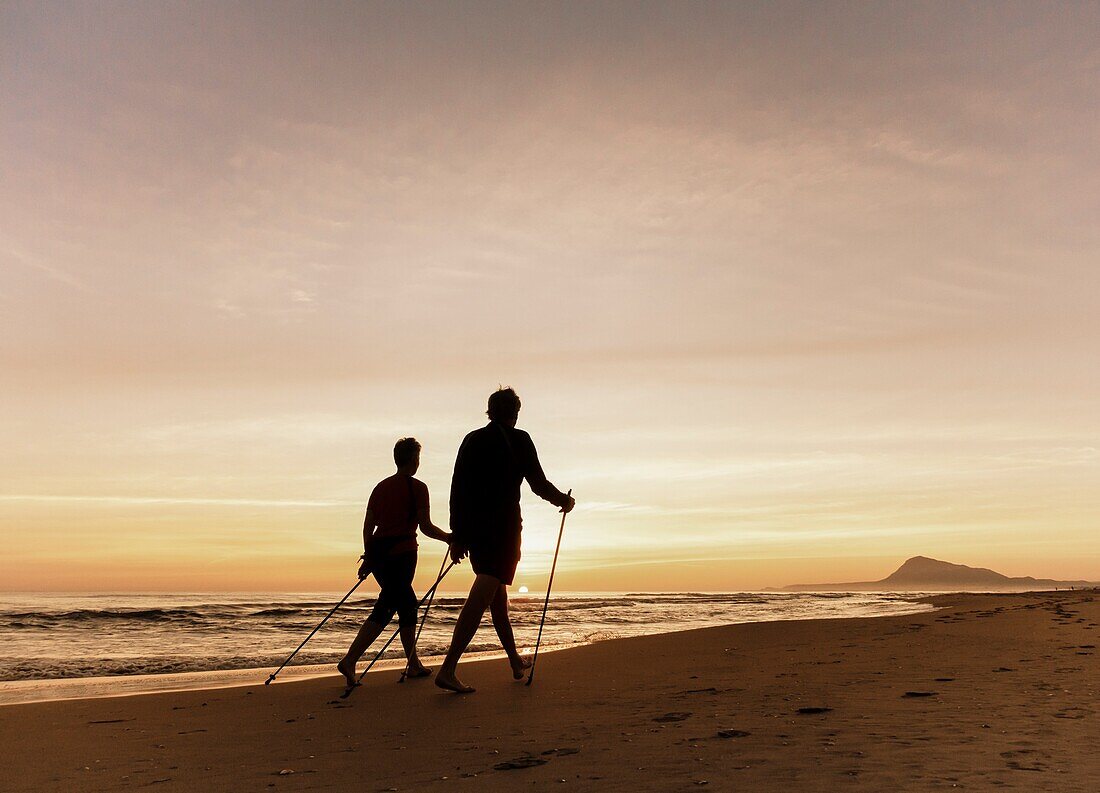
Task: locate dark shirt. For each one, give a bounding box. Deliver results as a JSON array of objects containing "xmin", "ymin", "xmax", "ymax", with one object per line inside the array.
[
  {"xmin": 449, "ymin": 422, "xmax": 568, "ymax": 545},
  {"xmin": 368, "ymin": 474, "xmax": 428, "ymax": 540}
]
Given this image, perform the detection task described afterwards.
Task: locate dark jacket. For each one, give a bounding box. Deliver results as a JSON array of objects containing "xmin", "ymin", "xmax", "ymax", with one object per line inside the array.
[{"xmin": 449, "ymin": 422, "xmax": 568, "ymax": 546}]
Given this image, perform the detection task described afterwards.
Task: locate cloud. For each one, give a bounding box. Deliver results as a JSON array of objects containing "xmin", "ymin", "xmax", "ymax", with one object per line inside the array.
[
  {"xmin": 2, "ymin": 2, "xmax": 1098, "ymax": 588},
  {"xmin": 0, "ymin": 494, "xmax": 357, "ymax": 508}
]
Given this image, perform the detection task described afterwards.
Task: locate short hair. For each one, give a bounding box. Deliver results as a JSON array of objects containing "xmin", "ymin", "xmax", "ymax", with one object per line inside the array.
[
  {"xmin": 487, "ymin": 387, "xmax": 522, "ymax": 421},
  {"xmin": 393, "ymin": 437, "xmax": 421, "ymax": 467}
]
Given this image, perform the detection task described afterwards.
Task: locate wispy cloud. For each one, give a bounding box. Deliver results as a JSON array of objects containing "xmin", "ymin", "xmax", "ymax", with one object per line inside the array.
[
  {"xmin": 1, "ymin": 243, "xmax": 90, "ymax": 292},
  {"xmin": 0, "ymin": 495, "xmax": 357, "ymax": 508}
]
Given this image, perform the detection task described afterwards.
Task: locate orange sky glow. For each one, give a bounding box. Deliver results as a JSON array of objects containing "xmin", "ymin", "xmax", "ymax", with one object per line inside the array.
[{"xmin": 2, "ymin": 2, "xmax": 1098, "ymax": 591}]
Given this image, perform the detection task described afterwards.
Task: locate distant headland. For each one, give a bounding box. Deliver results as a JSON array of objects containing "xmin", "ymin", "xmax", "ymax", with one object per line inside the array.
[{"xmin": 782, "ymin": 556, "xmax": 1100, "ymax": 592}]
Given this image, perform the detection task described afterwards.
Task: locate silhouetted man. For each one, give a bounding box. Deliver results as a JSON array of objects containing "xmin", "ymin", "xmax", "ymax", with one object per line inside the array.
[
  {"xmin": 435, "ymin": 388, "xmax": 575, "ymax": 693},
  {"xmin": 337, "ymin": 437, "xmax": 452, "ymax": 688}
]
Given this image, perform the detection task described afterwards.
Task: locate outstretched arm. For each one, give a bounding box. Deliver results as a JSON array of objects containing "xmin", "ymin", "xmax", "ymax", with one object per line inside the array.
[
  {"xmin": 521, "ymin": 434, "xmax": 575, "ymax": 512},
  {"xmin": 417, "ymin": 499, "xmax": 452, "ymax": 544}
]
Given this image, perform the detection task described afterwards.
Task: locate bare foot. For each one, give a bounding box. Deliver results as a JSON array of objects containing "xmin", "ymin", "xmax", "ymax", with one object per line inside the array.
[
  {"xmin": 510, "ymin": 656, "xmax": 532, "ymax": 680},
  {"xmin": 337, "ymin": 659, "xmax": 357, "ymax": 689},
  {"xmin": 435, "ymin": 669, "xmax": 475, "ymax": 693},
  {"xmin": 404, "ymin": 661, "xmax": 432, "ymax": 679}
]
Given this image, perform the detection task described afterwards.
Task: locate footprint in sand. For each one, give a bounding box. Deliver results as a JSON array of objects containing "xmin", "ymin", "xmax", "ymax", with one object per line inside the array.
[
  {"xmin": 1053, "ymin": 707, "xmax": 1092, "ymax": 720},
  {"xmin": 1000, "ymin": 749, "xmax": 1048, "ymax": 772},
  {"xmin": 495, "ymin": 756, "xmax": 549, "ymax": 770},
  {"xmin": 653, "ymin": 712, "xmax": 693, "ymax": 723},
  {"xmin": 717, "ymin": 729, "xmax": 751, "ymax": 739}
]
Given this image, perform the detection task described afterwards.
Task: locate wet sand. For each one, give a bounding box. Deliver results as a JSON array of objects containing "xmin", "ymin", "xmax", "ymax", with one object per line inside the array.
[{"xmin": 2, "ymin": 591, "xmax": 1097, "ymax": 791}]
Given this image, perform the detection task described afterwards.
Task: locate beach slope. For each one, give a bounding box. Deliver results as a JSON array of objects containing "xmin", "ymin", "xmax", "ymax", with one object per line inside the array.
[{"xmin": 2, "ymin": 591, "xmax": 1097, "ymax": 791}]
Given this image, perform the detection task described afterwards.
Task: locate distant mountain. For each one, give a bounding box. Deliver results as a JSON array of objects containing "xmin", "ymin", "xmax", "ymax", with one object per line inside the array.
[{"xmin": 783, "ymin": 556, "xmax": 1099, "ymax": 592}]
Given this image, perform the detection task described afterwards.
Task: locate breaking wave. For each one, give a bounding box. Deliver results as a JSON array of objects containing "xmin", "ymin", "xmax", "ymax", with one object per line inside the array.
[{"xmin": 0, "ymin": 590, "xmax": 932, "ymax": 681}]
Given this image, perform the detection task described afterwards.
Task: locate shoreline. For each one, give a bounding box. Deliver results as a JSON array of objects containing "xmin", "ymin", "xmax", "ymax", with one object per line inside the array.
[
  {"xmin": 0, "ymin": 646, "xmax": 578, "ymax": 708},
  {"xmin": 0, "ymin": 596, "xmax": 937, "ymax": 706},
  {"xmin": 4, "ymin": 590, "xmax": 1097, "ymax": 791},
  {"xmin": 0, "ymin": 589, "xmax": 937, "ymax": 703}
]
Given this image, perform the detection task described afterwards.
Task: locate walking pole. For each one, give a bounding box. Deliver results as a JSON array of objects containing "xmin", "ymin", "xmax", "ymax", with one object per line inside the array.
[
  {"xmin": 265, "ymin": 577, "xmax": 365, "ymax": 685},
  {"xmin": 399, "ymin": 550, "xmax": 450, "ymax": 683},
  {"xmin": 526, "ymin": 489, "xmax": 571, "ymax": 687},
  {"xmin": 340, "ymin": 560, "xmax": 457, "ymax": 699}
]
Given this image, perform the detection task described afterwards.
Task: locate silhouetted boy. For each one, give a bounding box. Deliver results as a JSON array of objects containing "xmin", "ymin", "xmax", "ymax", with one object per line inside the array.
[{"xmin": 338, "ymin": 437, "xmax": 451, "ymax": 687}]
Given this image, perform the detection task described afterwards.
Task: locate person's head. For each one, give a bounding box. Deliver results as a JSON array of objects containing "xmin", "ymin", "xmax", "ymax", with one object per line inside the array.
[
  {"xmin": 393, "ymin": 437, "xmax": 421, "ymax": 474},
  {"xmin": 487, "ymin": 386, "xmax": 521, "ymax": 427}
]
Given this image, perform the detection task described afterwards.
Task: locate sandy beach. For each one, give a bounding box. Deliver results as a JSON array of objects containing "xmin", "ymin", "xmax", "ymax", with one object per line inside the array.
[{"xmin": 2, "ymin": 590, "xmax": 1097, "ymax": 792}]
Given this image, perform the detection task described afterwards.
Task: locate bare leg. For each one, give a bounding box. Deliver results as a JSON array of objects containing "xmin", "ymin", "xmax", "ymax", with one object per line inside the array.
[
  {"xmin": 398, "ymin": 621, "xmax": 430, "ymax": 677},
  {"xmin": 338, "ymin": 619, "xmax": 385, "ymax": 687},
  {"xmin": 436, "ymin": 574, "xmax": 501, "ymax": 693},
  {"xmin": 490, "ymin": 584, "xmax": 530, "ymax": 679}
]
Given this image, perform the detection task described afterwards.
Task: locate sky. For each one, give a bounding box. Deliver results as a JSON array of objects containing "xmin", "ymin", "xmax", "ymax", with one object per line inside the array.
[{"xmin": 2, "ymin": 1, "xmax": 1098, "ymax": 592}]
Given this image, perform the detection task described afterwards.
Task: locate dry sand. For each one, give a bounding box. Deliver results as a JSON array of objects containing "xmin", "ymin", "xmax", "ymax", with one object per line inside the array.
[{"xmin": 2, "ymin": 591, "xmax": 1097, "ymax": 791}]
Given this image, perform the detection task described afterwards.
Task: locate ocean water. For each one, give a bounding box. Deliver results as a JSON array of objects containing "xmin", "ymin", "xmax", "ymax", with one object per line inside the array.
[{"xmin": 0, "ymin": 590, "xmax": 933, "ymax": 683}]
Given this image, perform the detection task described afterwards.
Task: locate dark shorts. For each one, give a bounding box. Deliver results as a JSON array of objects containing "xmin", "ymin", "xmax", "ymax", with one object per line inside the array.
[
  {"xmin": 469, "ymin": 529, "xmax": 521, "ymax": 585},
  {"xmin": 368, "ymin": 546, "xmax": 418, "ymax": 627}
]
